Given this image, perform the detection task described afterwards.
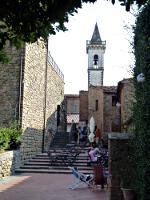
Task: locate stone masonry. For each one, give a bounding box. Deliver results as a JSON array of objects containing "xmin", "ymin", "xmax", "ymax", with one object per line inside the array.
[
  {"xmin": 103, "ymin": 86, "xmax": 120, "ymax": 133},
  {"xmin": 0, "ymin": 151, "xmax": 21, "ymax": 178},
  {"xmin": 88, "ymin": 86, "xmax": 104, "ymax": 131},
  {"xmin": 0, "ymin": 39, "xmax": 64, "ymax": 165},
  {"xmin": 108, "ymin": 133, "xmax": 134, "ymax": 200},
  {"xmin": 20, "ymin": 40, "xmax": 64, "ymax": 160},
  {"xmin": 79, "ymin": 90, "xmax": 88, "ymax": 123},
  {"xmin": 79, "ymin": 86, "xmax": 120, "ymax": 140},
  {"xmin": 0, "ymin": 42, "xmax": 25, "ymax": 127},
  {"xmin": 117, "ymin": 78, "xmax": 135, "ymax": 133}
]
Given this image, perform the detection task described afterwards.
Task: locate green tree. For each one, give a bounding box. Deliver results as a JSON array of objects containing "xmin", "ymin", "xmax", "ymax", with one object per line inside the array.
[
  {"xmin": 0, "ymin": 0, "xmax": 148, "ymax": 63},
  {"xmin": 133, "ymin": 3, "xmax": 150, "ymax": 199}
]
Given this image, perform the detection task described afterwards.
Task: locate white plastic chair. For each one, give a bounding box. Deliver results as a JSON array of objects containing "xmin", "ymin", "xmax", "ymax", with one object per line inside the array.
[{"xmin": 67, "ymin": 167, "xmax": 93, "ymax": 190}]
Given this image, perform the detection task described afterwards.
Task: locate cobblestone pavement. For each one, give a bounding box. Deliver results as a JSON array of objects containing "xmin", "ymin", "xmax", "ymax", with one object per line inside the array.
[{"xmin": 0, "ymin": 173, "xmax": 109, "ymax": 200}]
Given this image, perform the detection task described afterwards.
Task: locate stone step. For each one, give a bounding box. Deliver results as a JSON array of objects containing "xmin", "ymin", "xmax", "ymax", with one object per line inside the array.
[
  {"xmin": 24, "ymin": 162, "xmax": 89, "ymax": 166},
  {"xmin": 15, "ymin": 136, "xmax": 94, "ymax": 175},
  {"xmin": 15, "ymin": 168, "xmax": 92, "ymax": 174},
  {"xmin": 47, "ymin": 150, "xmax": 89, "ymax": 153},
  {"xmin": 20, "ymin": 165, "xmax": 92, "ymax": 171},
  {"xmin": 29, "ymin": 159, "xmax": 89, "ymax": 163},
  {"xmin": 31, "ymin": 155, "xmax": 88, "ymax": 160}
]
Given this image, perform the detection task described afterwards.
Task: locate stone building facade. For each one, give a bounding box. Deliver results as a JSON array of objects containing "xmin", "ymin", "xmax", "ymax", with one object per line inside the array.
[
  {"xmin": 88, "ymin": 86, "xmax": 104, "ymax": 131},
  {"xmin": 79, "ymin": 90, "xmax": 88, "ymax": 123},
  {"xmin": 0, "ymin": 39, "xmax": 64, "ymax": 162},
  {"xmin": 117, "ymin": 78, "xmax": 135, "ymax": 133},
  {"xmin": 79, "ymin": 85, "xmax": 120, "ymax": 139},
  {"xmin": 65, "ymin": 94, "xmax": 79, "ymax": 132},
  {"xmin": 103, "ymin": 86, "xmax": 120, "ymax": 134}
]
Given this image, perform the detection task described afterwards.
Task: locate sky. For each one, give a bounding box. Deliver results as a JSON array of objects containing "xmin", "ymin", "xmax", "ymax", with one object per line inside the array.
[{"xmin": 48, "ymin": 1, "xmax": 137, "ymax": 94}]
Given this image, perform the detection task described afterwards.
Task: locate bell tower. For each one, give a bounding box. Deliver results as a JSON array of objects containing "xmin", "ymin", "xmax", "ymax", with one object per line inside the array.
[{"xmin": 86, "ymin": 23, "xmax": 106, "ymax": 87}]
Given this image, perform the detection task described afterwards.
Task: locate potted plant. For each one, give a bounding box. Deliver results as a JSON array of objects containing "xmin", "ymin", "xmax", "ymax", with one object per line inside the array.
[
  {"xmin": 120, "ymin": 177, "xmax": 136, "ymax": 200},
  {"xmin": 120, "ymin": 155, "xmax": 136, "ymax": 200}
]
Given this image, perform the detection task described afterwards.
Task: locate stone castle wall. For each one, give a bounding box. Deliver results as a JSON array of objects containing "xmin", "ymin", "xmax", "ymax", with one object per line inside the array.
[
  {"xmin": 44, "ymin": 53, "xmax": 64, "ymax": 151},
  {"xmin": 0, "ymin": 42, "xmax": 25, "ymax": 127},
  {"xmin": 20, "ymin": 40, "xmax": 47, "ymax": 161},
  {"xmin": 20, "ymin": 40, "xmax": 64, "ymax": 159},
  {"xmin": 0, "ymin": 39, "xmax": 64, "ymax": 164}
]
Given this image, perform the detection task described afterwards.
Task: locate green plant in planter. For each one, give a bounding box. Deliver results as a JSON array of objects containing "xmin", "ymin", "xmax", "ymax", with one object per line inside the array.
[
  {"xmin": 120, "ymin": 152, "xmax": 137, "ymax": 200},
  {"xmin": 120, "ymin": 154, "xmax": 135, "ymax": 189}
]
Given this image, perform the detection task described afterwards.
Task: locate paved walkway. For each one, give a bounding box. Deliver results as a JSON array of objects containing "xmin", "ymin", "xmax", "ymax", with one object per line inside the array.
[{"xmin": 0, "ymin": 173, "xmax": 109, "ymax": 200}]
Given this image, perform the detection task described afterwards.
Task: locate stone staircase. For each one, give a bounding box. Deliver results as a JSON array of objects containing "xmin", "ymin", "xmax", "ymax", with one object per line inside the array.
[
  {"xmin": 15, "ymin": 132, "xmax": 93, "ymax": 174},
  {"xmin": 50, "ymin": 131, "xmax": 69, "ymax": 148},
  {"xmin": 15, "ymin": 147, "xmax": 92, "ymax": 174}
]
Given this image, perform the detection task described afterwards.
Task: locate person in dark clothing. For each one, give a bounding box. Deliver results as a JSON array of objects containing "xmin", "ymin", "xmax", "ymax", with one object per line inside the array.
[{"xmin": 70, "ymin": 120, "xmax": 78, "ymax": 142}]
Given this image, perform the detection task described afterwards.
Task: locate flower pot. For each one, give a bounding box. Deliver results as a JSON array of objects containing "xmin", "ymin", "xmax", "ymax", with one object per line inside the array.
[{"xmin": 121, "ymin": 188, "xmax": 136, "ymax": 200}]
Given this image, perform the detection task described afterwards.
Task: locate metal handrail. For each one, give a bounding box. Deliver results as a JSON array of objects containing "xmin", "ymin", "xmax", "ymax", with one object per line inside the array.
[{"xmin": 47, "ymin": 51, "xmax": 64, "ymax": 80}]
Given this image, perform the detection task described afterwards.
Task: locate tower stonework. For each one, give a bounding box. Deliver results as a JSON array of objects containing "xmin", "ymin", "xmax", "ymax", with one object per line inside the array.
[{"xmin": 86, "ymin": 23, "xmax": 106, "ymax": 87}]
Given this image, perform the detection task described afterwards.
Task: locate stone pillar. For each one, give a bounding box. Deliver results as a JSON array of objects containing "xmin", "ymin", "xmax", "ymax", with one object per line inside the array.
[{"xmin": 108, "ymin": 132, "xmax": 133, "ymax": 200}]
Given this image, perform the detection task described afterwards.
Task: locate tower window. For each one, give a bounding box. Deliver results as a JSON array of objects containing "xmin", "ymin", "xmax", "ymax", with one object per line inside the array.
[
  {"xmin": 93, "ymin": 54, "xmax": 99, "ymax": 68},
  {"xmin": 95, "ymin": 99, "xmax": 98, "ymax": 111}
]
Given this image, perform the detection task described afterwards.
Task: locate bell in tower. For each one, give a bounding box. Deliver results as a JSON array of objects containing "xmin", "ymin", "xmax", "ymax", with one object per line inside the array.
[{"xmin": 93, "ymin": 54, "xmax": 99, "ymax": 69}]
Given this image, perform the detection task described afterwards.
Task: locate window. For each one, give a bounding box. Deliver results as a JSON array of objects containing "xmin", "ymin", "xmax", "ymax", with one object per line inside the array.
[
  {"xmin": 95, "ymin": 99, "xmax": 98, "ymax": 111},
  {"xmin": 112, "ymin": 96, "xmax": 117, "ymax": 106},
  {"xmin": 57, "ymin": 105, "xmax": 60, "ymax": 126},
  {"xmin": 93, "ymin": 54, "xmax": 99, "ymax": 68}
]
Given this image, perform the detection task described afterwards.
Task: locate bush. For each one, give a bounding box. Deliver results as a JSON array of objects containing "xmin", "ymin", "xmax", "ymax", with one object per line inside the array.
[
  {"xmin": 133, "ymin": 4, "xmax": 150, "ymax": 200},
  {"xmin": 9, "ymin": 125, "xmax": 22, "ymax": 150},
  {"xmin": 0, "ymin": 128, "xmax": 10, "ymax": 150},
  {"xmin": 0, "ymin": 124, "xmax": 22, "ymax": 151}
]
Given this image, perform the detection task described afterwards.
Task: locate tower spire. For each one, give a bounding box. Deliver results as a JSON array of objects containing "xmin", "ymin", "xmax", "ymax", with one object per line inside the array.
[
  {"xmin": 91, "ymin": 23, "xmax": 101, "ymax": 44},
  {"xmin": 86, "ymin": 23, "xmax": 106, "ymax": 87}
]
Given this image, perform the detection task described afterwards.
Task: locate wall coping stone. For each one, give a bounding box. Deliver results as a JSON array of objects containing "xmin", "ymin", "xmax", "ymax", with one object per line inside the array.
[
  {"xmin": 108, "ymin": 132, "xmax": 134, "ymax": 140},
  {"xmin": 0, "ymin": 150, "xmax": 20, "ymax": 161}
]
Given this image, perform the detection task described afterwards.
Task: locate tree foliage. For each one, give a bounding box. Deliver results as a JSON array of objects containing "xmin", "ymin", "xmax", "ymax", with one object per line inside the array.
[
  {"xmin": 0, "ymin": 0, "xmax": 148, "ymax": 63},
  {"xmin": 0, "ymin": 123, "xmax": 22, "ymax": 151},
  {"xmin": 133, "ymin": 3, "xmax": 150, "ymax": 199}
]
